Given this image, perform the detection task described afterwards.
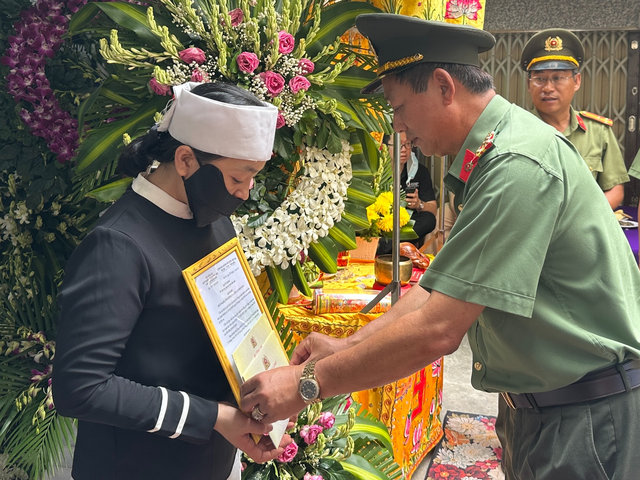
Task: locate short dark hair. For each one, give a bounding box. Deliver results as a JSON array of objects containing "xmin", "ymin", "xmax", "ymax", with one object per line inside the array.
[
  {"xmin": 118, "ymin": 83, "xmax": 266, "ymax": 177},
  {"xmin": 392, "ymin": 63, "xmax": 495, "ymax": 95}
]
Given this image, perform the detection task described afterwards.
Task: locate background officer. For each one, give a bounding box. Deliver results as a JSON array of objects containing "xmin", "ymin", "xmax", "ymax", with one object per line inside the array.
[{"xmin": 522, "ymin": 28, "xmax": 629, "ymax": 209}]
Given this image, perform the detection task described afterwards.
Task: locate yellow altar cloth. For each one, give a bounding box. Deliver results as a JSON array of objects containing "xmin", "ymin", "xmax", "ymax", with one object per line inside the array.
[{"xmin": 280, "ymin": 262, "xmax": 443, "ymax": 479}]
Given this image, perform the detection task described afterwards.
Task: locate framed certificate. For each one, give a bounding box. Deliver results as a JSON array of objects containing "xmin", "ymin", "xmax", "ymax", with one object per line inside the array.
[{"xmin": 182, "ymin": 238, "xmax": 290, "ymax": 443}]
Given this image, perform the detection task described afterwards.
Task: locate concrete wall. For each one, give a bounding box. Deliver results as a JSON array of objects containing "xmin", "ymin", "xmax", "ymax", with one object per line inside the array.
[{"xmin": 484, "ymin": 0, "xmax": 640, "ymax": 33}]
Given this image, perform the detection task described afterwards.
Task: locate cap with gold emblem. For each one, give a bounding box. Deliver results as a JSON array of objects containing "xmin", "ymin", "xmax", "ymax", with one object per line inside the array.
[
  {"xmin": 521, "ymin": 28, "xmax": 584, "ymax": 72},
  {"xmin": 355, "ymin": 14, "xmax": 495, "ymax": 94}
]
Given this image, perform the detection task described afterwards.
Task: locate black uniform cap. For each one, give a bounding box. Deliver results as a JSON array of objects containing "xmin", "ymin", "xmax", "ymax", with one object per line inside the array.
[
  {"xmin": 355, "ymin": 14, "xmax": 496, "ymax": 95},
  {"xmin": 521, "ymin": 28, "xmax": 584, "ymax": 72}
]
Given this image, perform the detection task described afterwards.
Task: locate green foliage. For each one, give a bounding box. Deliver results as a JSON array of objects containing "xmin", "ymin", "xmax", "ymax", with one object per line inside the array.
[
  {"xmin": 242, "ymin": 396, "xmax": 401, "ymax": 480},
  {"xmin": 0, "ymin": 2, "xmax": 106, "ymax": 477}
]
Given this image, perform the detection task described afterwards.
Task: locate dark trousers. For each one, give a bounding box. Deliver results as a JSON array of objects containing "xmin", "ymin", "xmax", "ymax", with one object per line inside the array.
[{"xmin": 496, "ymin": 387, "xmax": 640, "ymax": 479}]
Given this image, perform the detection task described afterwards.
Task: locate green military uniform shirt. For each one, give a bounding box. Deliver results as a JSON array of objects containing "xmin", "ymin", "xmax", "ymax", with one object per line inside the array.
[
  {"xmin": 419, "ymin": 95, "xmax": 640, "ymax": 394},
  {"xmin": 532, "ymin": 106, "xmax": 629, "ymax": 191},
  {"xmin": 629, "ymin": 148, "xmax": 640, "ymax": 180}
]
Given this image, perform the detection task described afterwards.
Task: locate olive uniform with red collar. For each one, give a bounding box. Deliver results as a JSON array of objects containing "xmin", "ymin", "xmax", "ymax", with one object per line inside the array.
[
  {"xmin": 355, "ymin": 15, "xmax": 640, "ymax": 480},
  {"xmin": 522, "ymin": 28, "xmax": 629, "ymax": 193},
  {"xmin": 531, "ymin": 106, "xmax": 629, "ymax": 191}
]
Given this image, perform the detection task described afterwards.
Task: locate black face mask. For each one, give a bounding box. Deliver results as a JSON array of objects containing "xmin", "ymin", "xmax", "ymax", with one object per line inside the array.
[{"xmin": 183, "ymin": 163, "xmax": 244, "ymax": 227}]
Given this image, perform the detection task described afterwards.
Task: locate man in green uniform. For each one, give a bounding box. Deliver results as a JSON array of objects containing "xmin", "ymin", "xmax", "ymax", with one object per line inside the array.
[
  {"xmin": 522, "ymin": 28, "xmax": 629, "ymax": 209},
  {"xmin": 240, "ymin": 15, "xmax": 640, "ymax": 479}
]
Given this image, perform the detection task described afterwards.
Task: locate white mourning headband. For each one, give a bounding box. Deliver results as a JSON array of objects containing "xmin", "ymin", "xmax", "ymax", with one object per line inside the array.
[{"xmin": 157, "ymin": 82, "xmax": 278, "ymax": 162}]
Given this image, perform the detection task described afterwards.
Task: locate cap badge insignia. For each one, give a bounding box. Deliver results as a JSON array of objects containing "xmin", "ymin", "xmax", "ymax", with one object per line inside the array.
[{"xmin": 544, "ymin": 36, "xmax": 563, "ymax": 52}]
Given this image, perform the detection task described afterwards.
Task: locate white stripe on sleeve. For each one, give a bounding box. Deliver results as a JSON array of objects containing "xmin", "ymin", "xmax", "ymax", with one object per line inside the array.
[
  {"xmin": 147, "ymin": 386, "xmax": 168, "ymax": 433},
  {"xmin": 169, "ymin": 391, "xmax": 190, "ymax": 439}
]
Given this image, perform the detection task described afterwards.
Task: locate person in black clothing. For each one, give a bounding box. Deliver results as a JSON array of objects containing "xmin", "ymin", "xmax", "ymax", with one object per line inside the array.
[
  {"xmin": 53, "ymin": 82, "xmax": 290, "ymax": 480},
  {"xmin": 377, "ymin": 132, "xmax": 437, "ymax": 254}
]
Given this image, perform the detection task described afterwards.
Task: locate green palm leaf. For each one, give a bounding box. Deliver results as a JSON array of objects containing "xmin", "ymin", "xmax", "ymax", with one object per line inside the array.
[
  {"xmin": 308, "ymin": 235, "xmax": 339, "ymax": 273},
  {"xmin": 328, "ymin": 219, "xmax": 357, "ymax": 251},
  {"xmin": 92, "ymin": 2, "xmax": 166, "ymax": 51},
  {"xmin": 305, "ymin": 2, "xmax": 382, "ymax": 57},
  {"xmin": 86, "ymin": 177, "xmax": 133, "ymax": 202},
  {"xmin": 75, "ymin": 95, "xmax": 167, "ymax": 174},
  {"xmin": 347, "ymin": 178, "xmax": 376, "ymax": 208},
  {"xmin": 341, "ymin": 202, "xmax": 370, "ymax": 231},
  {"xmin": 340, "ymin": 454, "xmax": 394, "ymax": 480},
  {"xmin": 265, "ymin": 265, "xmax": 294, "ymax": 304}
]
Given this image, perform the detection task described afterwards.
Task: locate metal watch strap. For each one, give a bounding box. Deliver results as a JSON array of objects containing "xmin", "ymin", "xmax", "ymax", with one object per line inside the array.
[{"xmin": 301, "ymin": 360, "xmax": 321, "ymax": 403}]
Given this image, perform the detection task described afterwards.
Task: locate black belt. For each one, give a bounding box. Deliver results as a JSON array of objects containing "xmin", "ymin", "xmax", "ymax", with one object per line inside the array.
[{"xmin": 502, "ymin": 359, "xmax": 640, "ymax": 410}]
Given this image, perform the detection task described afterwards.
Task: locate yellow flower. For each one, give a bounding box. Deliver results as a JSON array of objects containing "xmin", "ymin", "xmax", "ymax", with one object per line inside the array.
[
  {"xmin": 377, "ymin": 213, "xmax": 394, "ymax": 232},
  {"xmin": 366, "ymin": 204, "xmax": 378, "ymax": 222},
  {"xmin": 399, "ymin": 207, "xmax": 410, "ymax": 227},
  {"xmin": 377, "ymin": 191, "xmax": 394, "ymax": 206}
]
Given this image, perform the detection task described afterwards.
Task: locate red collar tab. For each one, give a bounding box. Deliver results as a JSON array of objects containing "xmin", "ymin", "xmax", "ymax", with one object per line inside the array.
[
  {"xmin": 459, "ymin": 131, "xmax": 496, "ymax": 183},
  {"xmin": 576, "ymin": 114, "xmax": 587, "ymax": 132}
]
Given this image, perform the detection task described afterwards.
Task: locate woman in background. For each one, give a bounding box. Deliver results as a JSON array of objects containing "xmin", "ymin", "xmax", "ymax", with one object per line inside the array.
[{"xmin": 378, "ymin": 132, "xmax": 437, "ymax": 254}]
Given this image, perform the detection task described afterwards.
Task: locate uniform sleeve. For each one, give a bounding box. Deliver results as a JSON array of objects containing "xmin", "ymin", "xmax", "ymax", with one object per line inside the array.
[
  {"xmin": 53, "ymin": 227, "xmax": 218, "ymax": 444},
  {"xmin": 629, "ymin": 149, "xmax": 640, "ymax": 180},
  {"xmin": 420, "ymin": 153, "xmax": 563, "ymax": 317},
  {"xmin": 597, "ymin": 126, "xmax": 629, "ymax": 191}
]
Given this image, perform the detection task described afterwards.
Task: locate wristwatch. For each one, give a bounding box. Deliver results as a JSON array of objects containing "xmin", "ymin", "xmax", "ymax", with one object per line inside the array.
[
  {"xmin": 418, "ymin": 201, "xmax": 424, "ymax": 211},
  {"xmin": 298, "ymin": 360, "xmax": 321, "ymax": 403}
]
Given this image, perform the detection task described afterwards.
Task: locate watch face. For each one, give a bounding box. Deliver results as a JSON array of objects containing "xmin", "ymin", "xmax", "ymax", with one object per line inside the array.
[{"xmin": 300, "ymin": 379, "xmax": 319, "ymax": 401}]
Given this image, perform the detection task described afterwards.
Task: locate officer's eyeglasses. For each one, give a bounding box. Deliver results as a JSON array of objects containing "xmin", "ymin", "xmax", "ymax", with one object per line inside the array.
[
  {"xmin": 529, "ymin": 74, "xmax": 576, "ymax": 87},
  {"xmin": 389, "ymin": 141, "xmax": 413, "ymax": 150}
]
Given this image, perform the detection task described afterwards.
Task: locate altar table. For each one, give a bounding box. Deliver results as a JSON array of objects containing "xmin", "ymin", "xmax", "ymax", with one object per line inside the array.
[{"xmin": 280, "ymin": 262, "xmax": 443, "ymax": 479}]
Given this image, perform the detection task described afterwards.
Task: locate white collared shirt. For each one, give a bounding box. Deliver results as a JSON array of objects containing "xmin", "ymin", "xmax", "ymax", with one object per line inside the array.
[{"xmin": 131, "ymin": 173, "xmax": 193, "ymax": 219}]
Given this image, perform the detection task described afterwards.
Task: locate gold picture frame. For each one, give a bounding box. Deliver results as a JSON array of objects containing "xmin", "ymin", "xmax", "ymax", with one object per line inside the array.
[{"xmin": 182, "ymin": 237, "xmax": 289, "ymax": 403}]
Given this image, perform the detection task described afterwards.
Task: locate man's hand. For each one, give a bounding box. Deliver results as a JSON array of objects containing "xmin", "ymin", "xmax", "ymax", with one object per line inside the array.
[
  {"xmin": 240, "ymin": 365, "xmax": 308, "ymax": 423},
  {"xmin": 406, "ymin": 189, "xmax": 421, "ymax": 210},
  {"xmin": 290, "ymin": 333, "xmax": 348, "ymax": 365},
  {"xmin": 214, "ymin": 403, "xmax": 292, "ymax": 463}
]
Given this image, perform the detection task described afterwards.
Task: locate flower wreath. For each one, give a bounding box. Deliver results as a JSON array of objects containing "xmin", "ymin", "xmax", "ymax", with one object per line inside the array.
[{"xmin": 72, "ymin": 0, "xmax": 388, "ymax": 282}]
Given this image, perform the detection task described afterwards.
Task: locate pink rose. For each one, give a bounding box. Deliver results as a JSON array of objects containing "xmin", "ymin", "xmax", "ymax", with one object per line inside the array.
[
  {"xmin": 276, "ymin": 442, "xmax": 298, "ymax": 462},
  {"xmin": 318, "ymin": 412, "xmax": 335, "ymax": 429},
  {"xmin": 298, "ymin": 58, "xmax": 315, "ymax": 75},
  {"xmin": 237, "ymin": 52, "xmax": 260, "ymax": 73},
  {"xmin": 278, "ymin": 30, "xmax": 295, "ymax": 54},
  {"xmin": 179, "ymin": 47, "xmax": 206, "ymax": 65},
  {"xmin": 259, "ymin": 71, "xmax": 285, "ymax": 96},
  {"xmin": 149, "ymin": 78, "xmax": 171, "ymax": 96},
  {"xmin": 304, "ymin": 474, "xmax": 323, "ymax": 480},
  {"xmin": 229, "ymin": 8, "xmax": 244, "ymax": 26},
  {"xmin": 190, "ymin": 69, "xmax": 205, "ymax": 82},
  {"xmin": 276, "ymin": 112, "xmax": 286, "ymax": 129},
  {"xmin": 300, "ymin": 424, "xmax": 323, "ymax": 445},
  {"xmin": 289, "ymin": 75, "xmax": 311, "ymax": 94}
]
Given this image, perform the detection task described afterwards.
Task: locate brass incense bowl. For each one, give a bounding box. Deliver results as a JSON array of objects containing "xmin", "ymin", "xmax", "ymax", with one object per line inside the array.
[{"xmin": 374, "ymin": 254, "xmax": 413, "ymax": 286}]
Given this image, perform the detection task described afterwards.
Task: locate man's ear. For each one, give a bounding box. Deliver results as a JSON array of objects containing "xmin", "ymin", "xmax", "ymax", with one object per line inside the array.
[
  {"xmin": 573, "ymin": 72, "xmax": 581, "ymax": 92},
  {"xmin": 432, "ymin": 68, "xmax": 456, "ymax": 106},
  {"xmin": 174, "ymin": 145, "xmax": 198, "ymax": 178}
]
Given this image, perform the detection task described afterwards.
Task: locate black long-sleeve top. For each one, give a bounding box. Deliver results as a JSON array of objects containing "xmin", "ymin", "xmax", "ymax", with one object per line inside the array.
[{"xmin": 53, "ymin": 188, "xmax": 237, "ymax": 480}]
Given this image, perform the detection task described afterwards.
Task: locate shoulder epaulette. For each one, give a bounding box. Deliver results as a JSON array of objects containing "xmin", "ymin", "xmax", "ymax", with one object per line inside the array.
[{"xmin": 579, "ymin": 110, "xmax": 613, "ymax": 126}]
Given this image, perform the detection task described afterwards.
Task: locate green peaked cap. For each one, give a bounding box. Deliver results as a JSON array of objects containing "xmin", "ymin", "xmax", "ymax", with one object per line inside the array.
[{"xmin": 355, "ymin": 13, "xmax": 495, "ymax": 94}]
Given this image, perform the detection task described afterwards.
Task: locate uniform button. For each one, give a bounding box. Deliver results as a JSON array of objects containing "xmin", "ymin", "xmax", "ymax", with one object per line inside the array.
[
  {"xmin": 589, "ymin": 166, "xmax": 593, "ymax": 171},
  {"xmin": 458, "ymin": 204, "xmax": 464, "ymax": 211},
  {"xmin": 474, "ymin": 362, "xmax": 483, "ymax": 371}
]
